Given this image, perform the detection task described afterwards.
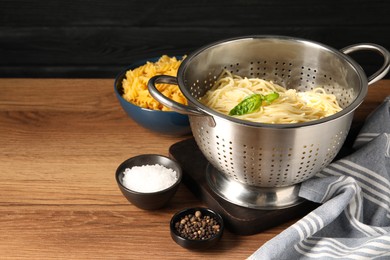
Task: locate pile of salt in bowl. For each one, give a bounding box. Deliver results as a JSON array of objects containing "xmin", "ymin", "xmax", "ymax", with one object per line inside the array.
[{"xmin": 122, "ymin": 164, "xmax": 178, "ymax": 192}]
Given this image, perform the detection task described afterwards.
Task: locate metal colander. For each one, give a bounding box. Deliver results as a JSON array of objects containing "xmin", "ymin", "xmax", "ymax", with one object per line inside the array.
[{"xmin": 149, "ymin": 35, "xmax": 389, "ymax": 209}]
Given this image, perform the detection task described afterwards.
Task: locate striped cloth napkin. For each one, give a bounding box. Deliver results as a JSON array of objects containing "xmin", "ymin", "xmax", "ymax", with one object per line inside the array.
[{"xmin": 249, "ymin": 96, "xmax": 390, "ymax": 260}]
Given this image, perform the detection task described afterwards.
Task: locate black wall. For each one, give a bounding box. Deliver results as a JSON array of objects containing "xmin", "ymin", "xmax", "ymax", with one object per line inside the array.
[{"xmin": 1, "ymin": 0, "xmax": 389, "ymax": 78}]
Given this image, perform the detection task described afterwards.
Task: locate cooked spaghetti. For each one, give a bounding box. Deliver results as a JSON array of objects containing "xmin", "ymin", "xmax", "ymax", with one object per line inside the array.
[
  {"xmin": 122, "ymin": 55, "xmax": 187, "ymax": 111},
  {"xmin": 199, "ymin": 70, "xmax": 342, "ymax": 124}
]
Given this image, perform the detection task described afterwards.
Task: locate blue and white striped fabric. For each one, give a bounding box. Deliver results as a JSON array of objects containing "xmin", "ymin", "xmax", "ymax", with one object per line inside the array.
[{"xmin": 249, "ymin": 97, "xmax": 390, "ymax": 260}]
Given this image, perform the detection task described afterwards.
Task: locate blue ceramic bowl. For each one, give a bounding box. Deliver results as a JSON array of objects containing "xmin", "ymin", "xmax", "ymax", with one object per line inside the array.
[{"xmin": 114, "ymin": 58, "xmax": 191, "ymax": 136}]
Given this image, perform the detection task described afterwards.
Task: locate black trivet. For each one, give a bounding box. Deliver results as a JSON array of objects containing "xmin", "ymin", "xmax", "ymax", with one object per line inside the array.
[{"xmin": 169, "ymin": 138, "xmax": 319, "ymax": 235}]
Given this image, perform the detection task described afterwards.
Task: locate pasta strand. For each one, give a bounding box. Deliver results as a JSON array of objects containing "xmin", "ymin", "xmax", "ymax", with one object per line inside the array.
[{"xmin": 199, "ymin": 70, "xmax": 342, "ymax": 124}]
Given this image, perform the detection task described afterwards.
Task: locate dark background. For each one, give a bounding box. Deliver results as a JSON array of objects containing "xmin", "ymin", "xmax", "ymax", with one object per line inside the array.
[{"xmin": 1, "ymin": 0, "xmax": 389, "ymax": 78}]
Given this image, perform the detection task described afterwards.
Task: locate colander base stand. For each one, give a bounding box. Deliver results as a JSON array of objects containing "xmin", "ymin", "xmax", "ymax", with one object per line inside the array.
[
  {"xmin": 169, "ymin": 138, "xmax": 319, "ymax": 235},
  {"xmin": 206, "ymin": 164, "xmax": 305, "ymax": 210}
]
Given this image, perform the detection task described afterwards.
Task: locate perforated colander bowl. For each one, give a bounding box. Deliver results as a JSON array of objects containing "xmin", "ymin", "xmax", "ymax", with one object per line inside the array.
[{"xmin": 149, "ymin": 36, "xmax": 389, "ymax": 209}]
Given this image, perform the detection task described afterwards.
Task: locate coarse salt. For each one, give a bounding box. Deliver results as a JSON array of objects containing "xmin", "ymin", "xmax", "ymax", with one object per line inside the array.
[{"xmin": 122, "ymin": 164, "xmax": 178, "ymax": 193}]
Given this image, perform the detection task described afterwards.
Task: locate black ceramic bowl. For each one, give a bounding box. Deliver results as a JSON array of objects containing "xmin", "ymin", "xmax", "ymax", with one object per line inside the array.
[
  {"xmin": 115, "ymin": 154, "xmax": 182, "ymax": 210},
  {"xmin": 170, "ymin": 207, "xmax": 224, "ymax": 250},
  {"xmin": 114, "ymin": 58, "xmax": 191, "ymax": 136}
]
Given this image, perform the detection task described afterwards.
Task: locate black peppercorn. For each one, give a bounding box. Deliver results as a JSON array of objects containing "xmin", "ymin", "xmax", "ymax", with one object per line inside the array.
[{"xmin": 175, "ymin": 210, "xmax": 221, "ymax": 240}]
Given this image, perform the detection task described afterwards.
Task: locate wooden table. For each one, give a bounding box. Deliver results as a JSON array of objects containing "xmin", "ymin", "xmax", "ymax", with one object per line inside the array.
[{"xmin": 0, "ymin": 78, "xmax": 388, "ymax": 259}]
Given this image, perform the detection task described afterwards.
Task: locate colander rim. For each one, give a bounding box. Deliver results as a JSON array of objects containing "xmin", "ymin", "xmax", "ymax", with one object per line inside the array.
[{"xmin": 177, "ymin": 35, "xmax": 368, "ymax": 128}]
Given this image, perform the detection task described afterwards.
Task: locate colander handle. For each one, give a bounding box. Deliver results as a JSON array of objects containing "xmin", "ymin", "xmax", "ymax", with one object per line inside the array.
[
  {"xmin": 340, "ymin": 43, "xmax": 390, "ymax": 85},
  {"xmin": 148, "ymin": 75, "xmax": 206, "ymax": 116}
]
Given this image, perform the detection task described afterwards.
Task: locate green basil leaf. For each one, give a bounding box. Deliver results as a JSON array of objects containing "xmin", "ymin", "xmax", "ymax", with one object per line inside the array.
[
  {"xmin": 228, "ymin": 92, "xmax": 279, "ymax": 116},
  {"xmin": 229, "ymin": 94, "xmax": 263, "ymax": 116},
  {"xmin": 264, "ymin": 92, "xmax": 279, "ymax": 104}
]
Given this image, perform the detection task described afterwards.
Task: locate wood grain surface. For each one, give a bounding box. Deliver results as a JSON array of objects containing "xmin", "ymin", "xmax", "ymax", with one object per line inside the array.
[{"xmin": 0, "ymin": 78, "xmax": 389, "ymax": 259}]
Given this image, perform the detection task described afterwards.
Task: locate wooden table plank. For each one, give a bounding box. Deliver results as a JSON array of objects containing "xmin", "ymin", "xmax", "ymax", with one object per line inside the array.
[{"xmin": 0, "ymin": 78, "xmax": 389, "ymax": 259}]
